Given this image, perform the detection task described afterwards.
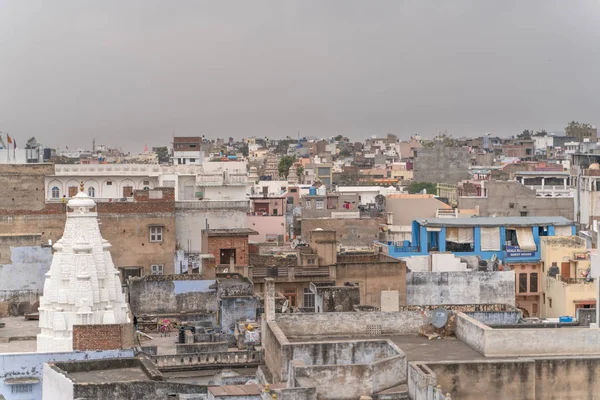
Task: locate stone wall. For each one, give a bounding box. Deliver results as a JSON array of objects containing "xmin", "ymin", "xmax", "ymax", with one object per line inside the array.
[
  {"xmin": 221, "ymin": 297, "xmax": 258, "ymax": 333},
  {"xmin": 406, "ymin": 271, "xmax": 516, "ymax": 306},
  {"xmin": 72, "ymin": 323, "xmax": 134, "ymax": 351},
  {"xmin": 0, "ymin": 163, "xmax": 55, "ymax": 211},
  {"xmin": 128, "ymin": 275, "xmax": 217, "ymax": 315},
  {"xmin": 413, "ymin": 145, "xmax": 470, "ymax": 184},
  {"xmin": 336, "ymin": 256, "xmax": 407, "ymax": 306}
]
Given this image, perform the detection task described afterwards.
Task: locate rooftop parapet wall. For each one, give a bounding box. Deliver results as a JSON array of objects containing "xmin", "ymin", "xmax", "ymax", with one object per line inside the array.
[{"xmin": 455, "ymin": 312, "xmax": 600, "ymax": 357}]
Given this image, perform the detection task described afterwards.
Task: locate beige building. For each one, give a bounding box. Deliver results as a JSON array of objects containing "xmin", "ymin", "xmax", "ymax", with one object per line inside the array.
[{"xmin": 540, "ymin": 236, "xmax": 594, "ymax": 318}]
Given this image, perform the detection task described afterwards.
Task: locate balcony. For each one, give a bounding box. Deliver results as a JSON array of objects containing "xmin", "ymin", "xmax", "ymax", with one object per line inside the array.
[
  {"xmin": 227, "ymin": 174, "xmax": 248, "ymax": 186},
  {"xmin": 295, "ymin": 266, "xmax": 330, "ymax": 277},
  {"xmin": 252, "ymin": 266, "xmax": 289, "ymax": 278},
  {"xmin": 393, "ymin": 244, "xmax": 419, "ymax": 253},
  {"xmin": 54, "ymin": 164, "xmax": 162, "ymax": 176},
  {"xmin": 196, "ymin": 174, "xmax": 224, "ymax": 186},
  {"xmin": 175, "ymin": 200, "xmax": 249, "ymax": 210}
]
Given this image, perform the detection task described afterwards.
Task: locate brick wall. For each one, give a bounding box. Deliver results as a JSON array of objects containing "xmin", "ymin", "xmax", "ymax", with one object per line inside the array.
[
  {"xmin": 207, "ymin": 236, "xmax": 249, "ymax": 266},
  {"xmin": 72, "ymin": 323, "xmax": 134, "ymax": 350},
  {"xmin": 0, "ymin": 164, "xmax": 55, "ymax": 211}
]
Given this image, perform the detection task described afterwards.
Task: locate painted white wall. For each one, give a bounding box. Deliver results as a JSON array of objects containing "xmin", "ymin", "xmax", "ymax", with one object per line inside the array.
[
  {"xmin": 0, "ymin": 349, "xmax": 133, "ymax": 400},
  {"xmin": 431, "ymin": 253, "xmax": 469, "ymax": 272},
  {"xmin": 0, "ymin": 246, "xmax": 52, "ymax": 294},
  {"xmin": 175, "ymin": 209, "xmax": 247, "ymax": 253},
  {"xmin": 45, "ymin": 176, "xmax": 159, "ymax": 199},
  {"xmin": 42, "ymin": 363, "xmax": 74, "ymax": 400}
]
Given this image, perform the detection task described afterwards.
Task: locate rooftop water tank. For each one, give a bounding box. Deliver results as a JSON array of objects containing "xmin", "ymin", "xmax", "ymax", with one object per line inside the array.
[{"xmin": 309, "ymin": 187, "xmax": 317, "ymax": 195}]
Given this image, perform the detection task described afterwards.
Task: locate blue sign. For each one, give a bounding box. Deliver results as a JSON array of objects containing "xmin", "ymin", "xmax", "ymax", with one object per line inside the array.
[{"xmin": 506, "ymin": 245, "xmax": 535, "ymax": 258}]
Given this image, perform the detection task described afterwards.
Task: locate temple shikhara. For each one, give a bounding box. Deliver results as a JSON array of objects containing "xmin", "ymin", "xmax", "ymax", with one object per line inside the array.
[{"xmin": 36, "ymin": 183, "xmax": 130, "ymax": 352}]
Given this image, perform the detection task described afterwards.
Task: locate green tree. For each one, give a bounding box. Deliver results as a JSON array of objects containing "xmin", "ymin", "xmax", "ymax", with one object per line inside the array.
[
  {"xmin": 334, "ymin": 134, "xmax": 344, "ymax": 141},
  {"xmin": 407, "ymin": 181, "xmax": 437, "ymax": 194},
  {"xmin": 517, "ymin": 130, "xmax": 532, "ymax": 140},
  {"xmin": 154, "ymin": 146, "xmax": 170, "ymax": 163},
  {"xmin": 240, "ymin": 144, "xmax": 249, "ymax": 157},
  {"xmin": 278, "ymin": 155, "xmax": 295, "ymax": 178},
  {"xmin": 296, "ymin": 165, "xmax": 304, "ymax": 177},
  {"xmin": 533, "ymin": 129, "xmax": 547, "ymax": 137},
  {"xmin": 566, "ymin": 121, "xmax": 595, "ymax": 141}
]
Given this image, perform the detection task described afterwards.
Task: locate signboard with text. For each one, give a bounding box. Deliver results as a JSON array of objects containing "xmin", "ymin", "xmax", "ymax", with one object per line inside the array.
[{"xmin": 506, "ymin": 245, "xmax": 535, "ymax": 258}]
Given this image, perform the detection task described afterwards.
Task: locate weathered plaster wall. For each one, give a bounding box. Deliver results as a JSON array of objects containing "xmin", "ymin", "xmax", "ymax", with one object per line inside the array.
[
  {"xmin": 428, "ymin": 360, "xmax": 536, "ymax": 400},
  {"xmin": 175, "ymin": 206, "xmax": 247, "ymax": 253},
  {"xmin": 220, "ymin": 297, "xmax": 257, "ymax": 333},
  {"xmin": 43, "ymin": 363, "xmax": 75, "ymax": 400},
  {"xmin": 413, "ymin": 145, "xmax": 470, "ymax": 184},
  {"xmin": 128, "ymin": 275, "xmax": 217, "ymax": 315},
  {"xmin": 1, "ymin": 349, "xmax": 133, "ymax": 400},
  {"xmin": 406, "ymin": 271, "xmax": 516, "ymax": 306}
]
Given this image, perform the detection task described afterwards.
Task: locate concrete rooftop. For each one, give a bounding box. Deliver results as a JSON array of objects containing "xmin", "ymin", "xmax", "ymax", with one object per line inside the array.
[
  {"xmin": 0, "ymin": 317, "xmax": 40, "ymax": 354},
  {"xmin": 289, "ymin": 334, "xmax": 486, "ymax": 363}
]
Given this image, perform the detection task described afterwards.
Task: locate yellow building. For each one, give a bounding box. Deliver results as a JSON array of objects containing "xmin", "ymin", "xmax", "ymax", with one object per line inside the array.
[{"xmin": 540, "ymin": 236, "xmax": 595, "ymax": 318}]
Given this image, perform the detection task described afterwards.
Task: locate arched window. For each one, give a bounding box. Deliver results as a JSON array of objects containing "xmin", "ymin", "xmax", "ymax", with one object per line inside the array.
[
  {"xmin": 51, "ymin": 187, "xmax": 60, "ymax": 199},
  {"xmin": 88, "ymin": 187, "xmax": 95, "ymax": 197},
  {"xmin": 143, "ymin": 186, "xmax": 150, "ymax": 191}
]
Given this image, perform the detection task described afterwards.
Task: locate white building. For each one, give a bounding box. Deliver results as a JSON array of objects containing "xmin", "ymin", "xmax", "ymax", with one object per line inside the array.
[
  {"xmin": 37, "ymin": 187, "xmax": 130, "ymax": 352},
  {"xmin": 336, "ymin": 185, "xmax": 399, "ymax": 205},
  {"xmin": 45, "ymin": 162, "xmax": 248, "ymax": 202},
  {"xmin": 171, "ymin": 137, "xmax": 205, "ymax": 166}
]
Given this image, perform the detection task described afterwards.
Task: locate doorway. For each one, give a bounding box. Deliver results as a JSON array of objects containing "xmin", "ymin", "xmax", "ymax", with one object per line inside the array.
[{"xmin": 220, "ymin": 248, "xmax": 236, "ymax": 265}]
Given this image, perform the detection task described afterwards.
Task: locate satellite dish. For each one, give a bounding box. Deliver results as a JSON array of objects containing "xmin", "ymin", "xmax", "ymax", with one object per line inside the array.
[
  {"xmin": 281, "ymin": 300, "xmax": 289, "ymax": 313},
  {"xmin": 245, "ymin": 379, "xmax": 259, "ymax": 385},
  {"xmin": 548, "ymin": 265, "xmax": 559, "ymax": 278},
  {"xmin": 222, "ymin": 268, "xmax": 229, "ymax": 273},
  {"xmin": 291, "ymin": 239, "xmax": 299, "ymax": 249},
  {"xmin": 431, "ymin": 307, "xmax": 449, "ymax": 329}
]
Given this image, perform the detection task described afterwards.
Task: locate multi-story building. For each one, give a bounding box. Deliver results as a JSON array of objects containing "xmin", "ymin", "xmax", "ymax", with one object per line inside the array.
[
  {"xmin": 458, "ymin": 180, "xmax": 574, "ymax": 220},
  {"xmin": 171, "ymin": 136, "xmax": 204, "ymax": 165}
]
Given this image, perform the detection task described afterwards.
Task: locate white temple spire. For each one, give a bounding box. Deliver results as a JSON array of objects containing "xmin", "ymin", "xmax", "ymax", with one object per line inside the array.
[{"xmin": 37, "ymin": 182, "xmax": 130, "ymax": 352}]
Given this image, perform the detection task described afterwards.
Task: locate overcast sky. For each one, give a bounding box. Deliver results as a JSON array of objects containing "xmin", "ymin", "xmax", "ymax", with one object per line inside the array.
[{"xmin": 1, "ymin": 1, "xmax": 600, "ymax": 152}]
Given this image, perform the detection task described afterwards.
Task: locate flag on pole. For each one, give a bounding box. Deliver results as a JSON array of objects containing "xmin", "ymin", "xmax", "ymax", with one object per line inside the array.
[
  {"xmin": 7, "ymin": 134, "xmax": 12, "ymax": 145},
  {"xmin": 66, "ymin": 146, "xmax": 69, "ymax": 150},
  {"xmin": 144, "ymin": 144, "xmax": 148, "ymax": 153}
]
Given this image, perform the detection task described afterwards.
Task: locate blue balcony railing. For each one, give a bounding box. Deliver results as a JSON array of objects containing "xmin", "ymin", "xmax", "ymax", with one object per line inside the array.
[{"xmin": 393, "ymin": 245, "xmax": 420, "ymax": 253}]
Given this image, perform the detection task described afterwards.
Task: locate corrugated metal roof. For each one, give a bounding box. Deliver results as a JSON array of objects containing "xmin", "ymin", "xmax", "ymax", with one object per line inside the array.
[{"xmin": 416, "ymin": 216, "xmax": 573, "ymax": 227}]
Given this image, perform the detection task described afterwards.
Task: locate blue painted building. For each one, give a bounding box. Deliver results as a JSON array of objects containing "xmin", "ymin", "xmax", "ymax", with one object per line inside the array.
[{"xmin": 384, "ymin": 216, "xmax": 576, "ymax": 263}]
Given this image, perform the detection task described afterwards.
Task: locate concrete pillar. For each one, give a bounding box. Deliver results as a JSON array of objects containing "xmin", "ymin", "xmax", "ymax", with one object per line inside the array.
[
  {"xmin": 564, "ymin": 177, "xmax": 568, "ymax": 189},
  {"xmin": 265, "ymin": 278, "xmax": 275, "ymax": 321},
  {"xmin": 439, "ymin": 227, "xmax": 446, "ymax": 252}
]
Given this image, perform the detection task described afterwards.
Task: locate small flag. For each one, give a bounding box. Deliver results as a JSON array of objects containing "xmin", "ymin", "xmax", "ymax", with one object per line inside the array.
[
  {"xmin": 144, "ymin": 144, "xmax": 148, "ymax": 153},
  {"xmin": 7, "ymin": 134, "xmax": 12, "ymax": 144},
  {"xmin": 66, "ymin": 146, "xmax": 69, "ymax": 149}
]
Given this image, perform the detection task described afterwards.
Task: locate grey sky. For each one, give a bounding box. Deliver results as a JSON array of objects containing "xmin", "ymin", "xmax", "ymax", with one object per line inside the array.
[{"xmin": 1, "ymin": 1, "xmax": 600, "ymax": 152}]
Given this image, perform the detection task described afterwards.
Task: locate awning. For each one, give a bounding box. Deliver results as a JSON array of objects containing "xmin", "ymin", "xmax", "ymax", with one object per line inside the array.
[
  {"xmin": 480, "ymin": 227, "xmax": 501, "ymax": 251},
  {"xmin": 515, "ymin": 227, "xmax": 536, "ymax": 251},
  {"xmin": 446, "ymin": 227, "xmax": 474, "ymax": 243},
  {"xmin": 5, "ymin": 377, "xmax": 40, "ymax": 385}
]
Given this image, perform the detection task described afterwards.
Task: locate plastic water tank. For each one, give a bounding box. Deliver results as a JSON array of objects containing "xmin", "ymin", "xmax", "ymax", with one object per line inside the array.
[
  {"xmin": 317, "ymin": 187, "xmax": 326, "ymax": 195},
  {"xmin": 309, "ymin": 187, "xmax": 317, "ymax": 195}
]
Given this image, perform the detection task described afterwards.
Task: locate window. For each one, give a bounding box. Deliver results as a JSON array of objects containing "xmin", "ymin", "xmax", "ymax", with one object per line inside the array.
[
  {"xmin": 190, "ymin": 158, "xmax": 196, "ymax": 162},
  {"xmin": 519, "ymin": 273, "xmax": 528, "ymax": 293},
  {"xmin": 88, "ymin": 187, "xmax": 95, "ymax": 197},
  {"xmin": 11, "ymin": 384, "xmax": 33, "ymax": 393},
  {"xmin": 123, "ymin": 186, "xmax": 133, "ymax": 197},
  {"xmin": 51, "ymin": 186, "xmax": 60, "ymax": 198},
  {"xmin": 520, "ymin": 211, "xmax": 528, "ymax": 217},
  {"xmin": 143, "ymin": 186, "xmax": 150, "ymax": 191},
  {"xmin": 149, "ymin": 226, "xmax": 164, "ymax": 242},
  {"xmin": 509, "ymin": 203, "xmax": 515, "ymax": 209},
  {"xmin": 530, "ymin": 272, "xmax": 538, "ymax": 293},
  {"xmin": 151, "ymin": 264, "xmax": 164, "ymax": 275},
  {"xmin": 143, "ymin": 180, "xmax": 150, "ymax": 185},
  {"xmin": 273, "ymin": 209, "xmax": 278, "ymax": 216},
  {"xmin": 315, "ymin": 200, "xmax": 324, "ymax": 209},
  {"xmin": 106, "ymin": 180, "xmax": 113, "ymax": 185},
  {"xmin": 549, "ymin": 298, "xmax": 552, "ymax": 308},
  {"xmin": 307, "ymin": 258, "xmax": 316, "ymax": 265},
  {"xmin": 303, "ymin": 288, "xmax": 315, "ymax": 310},
  {"xmin": 290, "ymin": 188, "xmax": 298, "ymax": 193},
  {"xmin": 68, "ymin": 186, "xmax": 78, "ymax": 197}
]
